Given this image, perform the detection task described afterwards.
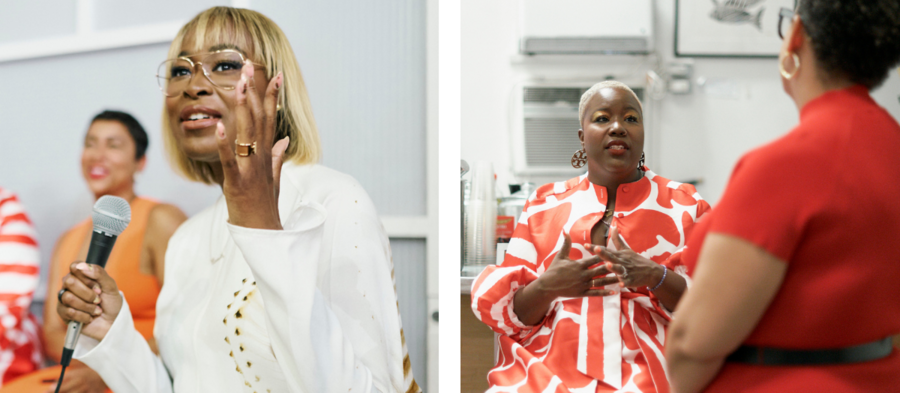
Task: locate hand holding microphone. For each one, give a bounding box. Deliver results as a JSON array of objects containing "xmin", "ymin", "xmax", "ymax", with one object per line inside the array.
[
  {"xmin": 54, "ymin": 196, "xmax": 130, "ymax": 393},
  {"xmin": 56, "ymin": 259, "xmax": 123, "ymax": 341}
]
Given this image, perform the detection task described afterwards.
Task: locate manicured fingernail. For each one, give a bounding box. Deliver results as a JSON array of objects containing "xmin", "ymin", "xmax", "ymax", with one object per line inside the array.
[
  {"xmin": 93, "ymin": 296, "xmax": 100, "ymax": 304},
  {"xmin": 75, "ymin": 262, "xmax": 89, "ymax": 272},
  {"xmin": 93, "ymin": 285, "xmax": 101, "ymax": 294},
  {"xmin": 217, "ymin": 122, "xmax": 225, "ymax": 139},
  {"xmin": 93, "ymin": 307, "xmax": 102, "ymax": 316}
]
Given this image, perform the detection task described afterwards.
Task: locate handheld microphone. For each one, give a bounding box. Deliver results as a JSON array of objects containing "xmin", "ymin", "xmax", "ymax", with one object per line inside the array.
[{"xmin": 58, "ymin": 196, "xmax": 131, "ymax": 376}]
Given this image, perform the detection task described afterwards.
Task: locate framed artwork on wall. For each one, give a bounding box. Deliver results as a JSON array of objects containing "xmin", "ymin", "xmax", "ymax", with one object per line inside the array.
[{"xmin": 675, "ymin": 0, "xmax": 796, "ymax": 58}]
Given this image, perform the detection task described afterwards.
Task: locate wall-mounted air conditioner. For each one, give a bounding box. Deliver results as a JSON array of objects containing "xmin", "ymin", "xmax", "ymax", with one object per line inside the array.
[
  {"xmin": 510, "ymin": 81, "xmax": 645, "ymax": 176},
  {"xmin": 519, "ymin": 0, "xmax": 654, "ymax": 55}
]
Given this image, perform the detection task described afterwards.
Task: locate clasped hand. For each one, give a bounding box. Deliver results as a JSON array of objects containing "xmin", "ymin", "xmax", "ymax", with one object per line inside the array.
[
  {"xmin": 532, "ymin": 232, "xmax": 618, "ymax": 298},
  {"xmin": 535, "ymin": 227, "xmax": 663, "ymax": 299},
  {"xmin": 587, "ymin": 227, "xmax": 664, "ymax": 289}
]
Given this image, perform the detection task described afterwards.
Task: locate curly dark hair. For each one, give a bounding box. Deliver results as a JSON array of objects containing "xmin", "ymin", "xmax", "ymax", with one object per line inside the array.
[
  {"xmin": 91, "ymin": 110, "xmax": 149, "ymax": 160},
  {"xmin": 797, "ymin": 0, "xmax": 900, "ymax": 89}
]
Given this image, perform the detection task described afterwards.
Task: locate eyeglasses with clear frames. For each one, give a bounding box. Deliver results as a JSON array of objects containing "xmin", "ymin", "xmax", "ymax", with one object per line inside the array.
[
  {"xmin": 156, "ymin": 49, "xmax": 267, "ymax": 97},
  {"xmin": 778, "ymin": 7, "xmax": 796, "ymax": 40}
]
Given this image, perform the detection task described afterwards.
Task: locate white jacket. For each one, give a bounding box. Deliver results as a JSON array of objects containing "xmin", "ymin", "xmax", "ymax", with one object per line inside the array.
[{"xmin": 74, "ymin": 163, "xmax": 417, "ymax": 393}]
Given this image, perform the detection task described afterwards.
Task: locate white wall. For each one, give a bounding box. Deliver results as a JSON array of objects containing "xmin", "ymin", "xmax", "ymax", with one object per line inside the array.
[
  {"xmin": 462, "ymin": 0, "xmax": 900, "ymax": 205},
  {"xmin": 0, "ymin": 1, "xmax": 435, "ymax": 389}
]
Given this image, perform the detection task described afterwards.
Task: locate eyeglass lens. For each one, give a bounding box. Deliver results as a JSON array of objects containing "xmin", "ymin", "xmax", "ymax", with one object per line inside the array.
[{"xmin": 157, "ymin": 52, "xmax": 246, "ymax": 96}]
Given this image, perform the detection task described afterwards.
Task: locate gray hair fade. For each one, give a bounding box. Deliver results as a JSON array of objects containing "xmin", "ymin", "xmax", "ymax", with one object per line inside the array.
[{"xmin": 578, "ymin": 81, "xmax": 643, "ymax": 125}]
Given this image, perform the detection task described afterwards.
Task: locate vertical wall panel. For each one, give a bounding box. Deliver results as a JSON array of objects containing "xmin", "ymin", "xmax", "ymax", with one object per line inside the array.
[
  {"xmin": 390, "ymin": 238, "xmax": 427, "ymax": 390},
  {"xmin": 254, "ymin": 0, "xmax": 427, "ymax": 216}
]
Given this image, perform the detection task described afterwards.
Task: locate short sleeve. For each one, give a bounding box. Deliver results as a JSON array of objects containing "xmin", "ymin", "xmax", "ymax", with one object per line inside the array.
[{"xmin": 709, "ymin": 147, "xmax": 827, "ymax": 263}]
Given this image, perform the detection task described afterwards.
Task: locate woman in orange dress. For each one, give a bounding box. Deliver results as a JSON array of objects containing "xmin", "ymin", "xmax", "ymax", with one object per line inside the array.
[
  {"xmin": 471, "ymin": 81, "xmax": 710, "ymax": 392},
  {"xmin": 42, "ymin": 111, "xmax": 186, "ymax": 393}
]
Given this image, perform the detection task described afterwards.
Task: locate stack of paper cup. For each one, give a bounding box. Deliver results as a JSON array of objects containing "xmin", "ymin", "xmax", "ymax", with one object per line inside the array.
[{"xmin": 462, "ymin": 161, "xmax": 496, "ymax": 276}]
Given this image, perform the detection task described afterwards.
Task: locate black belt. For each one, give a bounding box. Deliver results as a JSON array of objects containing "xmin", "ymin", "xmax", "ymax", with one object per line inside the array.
[{"xmin": 726, "ymin": 337, "xmax": 894, "ymax": 366}]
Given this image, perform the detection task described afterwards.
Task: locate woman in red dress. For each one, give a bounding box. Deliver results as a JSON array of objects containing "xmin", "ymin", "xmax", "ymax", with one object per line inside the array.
[
  {"xmin": 666, "ymin": 1, "xmax": 900, "ymax": 392},
  {"xmin": 471, "ymin": 81, "xmax": 710, "ymax": 392}
]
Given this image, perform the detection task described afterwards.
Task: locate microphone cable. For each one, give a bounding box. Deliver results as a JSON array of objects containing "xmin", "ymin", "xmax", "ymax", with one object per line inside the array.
[{"xmin": 53, "ymin": 349, "xmax": 73, "ymax": 393}]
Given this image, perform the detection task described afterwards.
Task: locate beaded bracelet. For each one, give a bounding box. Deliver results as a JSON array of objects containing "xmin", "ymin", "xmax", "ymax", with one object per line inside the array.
[{"xmin": 648, "ymin": 266, "xmax": 668, "ymax": 292}]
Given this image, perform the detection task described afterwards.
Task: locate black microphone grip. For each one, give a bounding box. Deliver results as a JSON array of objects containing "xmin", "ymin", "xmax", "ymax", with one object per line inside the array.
[{"xmin": 85, "ymin": 231, "xmax": 117, "ymax": 268}]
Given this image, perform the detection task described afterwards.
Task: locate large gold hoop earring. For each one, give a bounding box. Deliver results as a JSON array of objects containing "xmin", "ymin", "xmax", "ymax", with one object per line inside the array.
[
  {"xmin": 779, "ymin": 52, "xmax": 800, "ymax": 80},
  {"xmin": 571, "ymin": 148, "xmax": 587, "ymax": 168}
]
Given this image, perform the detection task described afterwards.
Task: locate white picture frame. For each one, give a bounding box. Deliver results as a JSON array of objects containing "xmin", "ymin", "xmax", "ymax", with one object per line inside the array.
[{"xmin": 675, "ymin": 0, "xmax": 796, "ymax": 58}]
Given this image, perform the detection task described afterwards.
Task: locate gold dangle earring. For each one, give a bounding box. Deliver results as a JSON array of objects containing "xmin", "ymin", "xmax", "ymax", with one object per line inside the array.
[
  {"xmin": 779, "ymin": 51, "xmax": 800, "ymax": 80},
  {"xmin": 571, "ymin": 145, "xmax": 587, "ymax": 168}
]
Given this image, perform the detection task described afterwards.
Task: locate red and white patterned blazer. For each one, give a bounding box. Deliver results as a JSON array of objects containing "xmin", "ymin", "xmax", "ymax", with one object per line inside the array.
[{"xmin": 471, "ymin": 169, "xmax": 710, "ymax": 392}]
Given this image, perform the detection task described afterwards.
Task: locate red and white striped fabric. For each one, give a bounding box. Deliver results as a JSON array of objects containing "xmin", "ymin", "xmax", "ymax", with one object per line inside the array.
[
  {"xmin": 0, "ymin": 188, "xmax": 42, "ymax": 385},
  {"xmin": 471, "ymin": 170, "xmax": 710, "ymax": 393}
]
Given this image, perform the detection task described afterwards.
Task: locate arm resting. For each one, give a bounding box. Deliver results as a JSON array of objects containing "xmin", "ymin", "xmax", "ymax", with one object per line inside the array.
[{"xmin": 667, "ymin": 233, "xmax": 787, "ymax": 393}]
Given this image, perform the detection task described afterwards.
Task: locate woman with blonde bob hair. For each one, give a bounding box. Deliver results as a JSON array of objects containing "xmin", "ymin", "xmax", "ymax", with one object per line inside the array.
[
  {"xmin": 160, "ymin": 7, "xmax": 320, "ymax": 184},
  {"xmin": 55, "ymin": 7, "xmax": 418, "ymax": 393}
]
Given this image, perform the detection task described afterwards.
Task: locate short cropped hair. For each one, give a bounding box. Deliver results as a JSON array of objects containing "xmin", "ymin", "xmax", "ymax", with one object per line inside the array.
[
  {"xmin": 798, "ymin": 0, "xmax": 900, "ymax": 89},
  {"xmin": 91, "ymin": 110, "xmax": 149, "ymax": 160},
  {"xmin": 578, "ymin": 81, "xmax": 643, "ymax": 125},
  {"xmin": 161, "ymin": 6, "xmax": 321, "ymax": 184}
]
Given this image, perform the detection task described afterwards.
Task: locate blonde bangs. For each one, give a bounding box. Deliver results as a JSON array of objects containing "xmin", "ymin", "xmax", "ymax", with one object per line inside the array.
[{"xmin": 161, "ymin": 6, "xmax": 321, "ymax": 185}]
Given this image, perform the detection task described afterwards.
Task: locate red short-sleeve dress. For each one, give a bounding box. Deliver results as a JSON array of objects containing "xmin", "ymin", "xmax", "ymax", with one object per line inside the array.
[{"xmin": 682, "ymin": 85, "xmax": 900, "ymax": 392}]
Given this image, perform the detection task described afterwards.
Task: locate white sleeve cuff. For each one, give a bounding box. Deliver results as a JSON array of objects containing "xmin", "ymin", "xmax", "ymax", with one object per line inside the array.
[
  {"xmin": 75, "ymin": 295, "xmax": 172, "ymax": 393},
  {"xmin": 73, "ymin": 292, "xmax": 133, "ymax": 360}
]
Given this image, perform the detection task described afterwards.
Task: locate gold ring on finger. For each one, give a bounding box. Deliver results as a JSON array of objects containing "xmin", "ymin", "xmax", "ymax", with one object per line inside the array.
[{"xmin": 236, "ymin": 140, "xmax": 257, "ymax": 157}]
